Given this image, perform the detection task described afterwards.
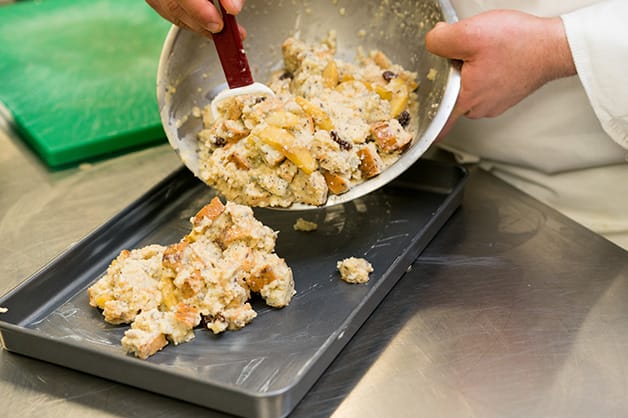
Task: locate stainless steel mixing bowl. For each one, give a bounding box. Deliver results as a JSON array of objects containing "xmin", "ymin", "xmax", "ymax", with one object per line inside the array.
[{"xmin": 157, "ymin": 0, "xmax": 460, "ymax": 209}]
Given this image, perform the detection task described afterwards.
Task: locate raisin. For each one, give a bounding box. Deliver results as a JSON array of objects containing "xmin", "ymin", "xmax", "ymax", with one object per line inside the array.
[
  {"xmin": 382, "ymin": 70, "xmax": 397, "ymax": 82},
  {"xmin": 397, "ymin": 111, "xmax": 411, "ymax": 128},
  {"xmin": 330, "ymin": 130, "xmax": 353, "ymax": 150},
  {"xmin": 214, "ymin": 136, "xmax": 226, "ymax": 147},
  {"xmin": 201, "ymin": 313, "xmax": 225, "ymax": 328},
  {"xmin": 279, "ymin": 71, "xmax": 294, "ymax": 80}
]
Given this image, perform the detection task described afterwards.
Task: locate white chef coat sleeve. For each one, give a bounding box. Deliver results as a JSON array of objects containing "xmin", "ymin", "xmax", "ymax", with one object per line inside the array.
[{"xmin": 561, "ymin": 1, "xmax": 628, "ymax": 150}]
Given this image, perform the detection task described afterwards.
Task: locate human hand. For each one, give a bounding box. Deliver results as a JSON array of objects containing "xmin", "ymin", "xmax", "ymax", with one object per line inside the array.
[
  {"xmin": 425, "ymin": 10, "xmax": 576, "ymax": 138},
  {"xmin": 146, "ymin": 0, "xmax": 246, "ymax": 39}
]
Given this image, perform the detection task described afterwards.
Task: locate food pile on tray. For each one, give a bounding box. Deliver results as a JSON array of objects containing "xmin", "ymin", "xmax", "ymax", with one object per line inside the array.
[{"xmin": 89, "ymin": 197, "xmax": 295, "ymax": 359}]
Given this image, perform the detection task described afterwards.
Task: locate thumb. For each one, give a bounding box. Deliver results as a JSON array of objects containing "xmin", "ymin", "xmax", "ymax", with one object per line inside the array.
[{"xmin": 425, "ymin": 21, "xmax": 472, "ymax": 60}]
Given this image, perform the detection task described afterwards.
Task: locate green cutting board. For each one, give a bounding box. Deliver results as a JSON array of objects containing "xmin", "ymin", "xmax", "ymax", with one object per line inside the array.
[{"xmin": 0, "ymin": 0, "xmax": 171, "ymax": 167}]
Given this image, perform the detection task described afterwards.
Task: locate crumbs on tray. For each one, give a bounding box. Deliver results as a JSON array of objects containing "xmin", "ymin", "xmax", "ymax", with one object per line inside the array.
[
  {"xmin": 293, "ymin": 217, "xmax": 318, "ymax": 232},
  {"xmin": 337, "ymin": 257, "xmax": 373, "ymax": 284}
]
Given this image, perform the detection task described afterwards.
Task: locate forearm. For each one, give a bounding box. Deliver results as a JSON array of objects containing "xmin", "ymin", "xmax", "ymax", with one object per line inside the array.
[{"xmin": 542, "ymin": 16, "xmax": 576, "ymax": 83}]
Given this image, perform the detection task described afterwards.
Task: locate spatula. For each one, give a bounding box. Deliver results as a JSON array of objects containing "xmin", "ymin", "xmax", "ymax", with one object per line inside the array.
[{"xmin": 210, "ymin": 2, "xmax": 274, "ymax": 118}]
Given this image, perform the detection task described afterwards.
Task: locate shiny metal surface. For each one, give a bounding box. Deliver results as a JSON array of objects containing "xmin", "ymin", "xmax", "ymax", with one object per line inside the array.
[
  {"xmin": 2, "ymin": 116, "xmax": 628, "ymax": 418},
  {"xmin": 157, "ymin": 0, "xmax": 460, "ymax": 210}
]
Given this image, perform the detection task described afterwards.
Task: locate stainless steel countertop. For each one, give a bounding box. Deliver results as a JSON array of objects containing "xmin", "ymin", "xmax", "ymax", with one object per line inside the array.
[{"xmin": 1, "ymin": 124, "xmax": 627, "ymax": 418}]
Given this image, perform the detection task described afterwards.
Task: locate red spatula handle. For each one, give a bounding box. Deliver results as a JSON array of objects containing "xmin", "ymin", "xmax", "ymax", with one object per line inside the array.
[{"xmin": 211, "ymin": 4, "xmax": 254, "ymax": 89}]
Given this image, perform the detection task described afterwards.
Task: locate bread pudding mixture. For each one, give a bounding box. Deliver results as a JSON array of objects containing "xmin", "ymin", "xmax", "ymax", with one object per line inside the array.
[
  {"xmin": 196, "ymin": 34, "xmax": 419, "ymax": 207},
  {"xmin": 88, "ymin": 197, "xmax": 295, "ymax": 359},
  {"xmin": 337, "ymin": 257, "xmax": 373, "ymax": 284}
]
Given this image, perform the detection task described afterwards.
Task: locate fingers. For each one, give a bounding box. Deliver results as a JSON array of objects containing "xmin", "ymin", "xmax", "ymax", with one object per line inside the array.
[
  {"xmin": 145, "ymin": 0, "xmax": 184, "ymax": 28},
  {"xmin": 425, "ymin": 21, "xmax": 475, "ymax": 60},
  {"xmin": 238, "ymin": 23, "xmax": 247, "ymax": 40},
  {"xmin": 220, "ymin": 0, "xmax": 244, "ymax": 15},
  {"xmin": 146, "ymin": 0, "xmax": 247, "ymax": 38},
  {"xmin": 426, "ymin": 20, "xmax": 476, "ymax": 140},
  {"xmin": 436, "ymin": 106, "xmax": 463, "ymax": 141},
  {"xmin": 436, "ymin": 86, "xmax": 474, "ymax": 141},
  {"xmin": 178, "ymin": 0, "xmax": 224, "ymax": 32}
]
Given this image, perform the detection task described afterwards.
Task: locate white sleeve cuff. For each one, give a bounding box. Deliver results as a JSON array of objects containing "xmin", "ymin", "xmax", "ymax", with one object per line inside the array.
[{"xmin": 562, "ymin": 1, "xmax": 628, "ymax": 150}]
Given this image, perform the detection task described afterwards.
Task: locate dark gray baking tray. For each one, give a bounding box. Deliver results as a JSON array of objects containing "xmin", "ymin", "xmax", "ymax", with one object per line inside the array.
[{"xmin": 0, "ymin": 158, "xmax": 467, "ymax": 418}]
